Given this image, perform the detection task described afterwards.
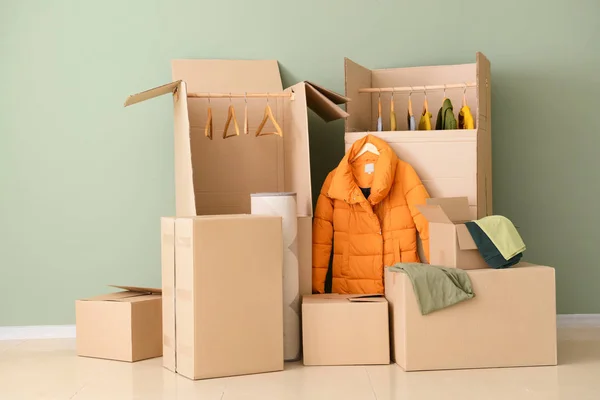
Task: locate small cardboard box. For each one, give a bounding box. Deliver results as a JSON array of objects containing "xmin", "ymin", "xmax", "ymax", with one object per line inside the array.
[
  {"xmin": 302, "ymin": 294, "xmax": 390, "ymax": 366},
  {"xmin": 385, "ymin": 262, "xmax": 557, "ymax": 371},
  {"xmin": 416, "ymin": 197, "xmax": 488, "ymax": 269},
  {"xmin": 76, "ymin": 286, "xmax": 162, "ymax": 362},
  {"xmin": 162, "ymin": 214, "xmax": 284, "ymax": 380}
]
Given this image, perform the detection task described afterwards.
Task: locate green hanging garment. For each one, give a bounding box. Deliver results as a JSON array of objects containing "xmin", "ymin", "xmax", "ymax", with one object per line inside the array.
[{"xmin": 435, "ymin": 98, "xmax": 457, "ymax": 130}]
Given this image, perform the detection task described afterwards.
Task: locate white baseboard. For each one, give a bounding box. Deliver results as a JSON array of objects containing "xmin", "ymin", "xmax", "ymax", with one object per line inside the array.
[
  {"xmin": 557, "ymin": 314, "xmax": 600, "ymax": 328},
  {"xmin": 0, "ymin": 315, "xmax": 598, "ymax": 341},
  {"xmin": 0, "ymin": 325, "xmax": 76, "ymax": 341}
]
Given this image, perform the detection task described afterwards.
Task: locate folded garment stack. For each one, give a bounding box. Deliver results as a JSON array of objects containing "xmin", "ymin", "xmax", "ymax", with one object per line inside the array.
[{"xmin": 465, "ymin": 216, "xmax": 526, "ymax": 269}]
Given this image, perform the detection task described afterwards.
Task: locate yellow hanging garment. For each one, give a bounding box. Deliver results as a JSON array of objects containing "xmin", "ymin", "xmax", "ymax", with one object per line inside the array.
[
  {"xmin": 418, "ymin": 95, "xmax": 432, "ymax": 130},
  {"xmin": 458, "ymin": 105, "xmax": 474, "ymax": 129}
]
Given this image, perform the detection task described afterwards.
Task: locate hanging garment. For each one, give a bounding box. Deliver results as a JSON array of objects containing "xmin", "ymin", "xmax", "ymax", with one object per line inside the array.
[
  {"xmin": 390, "ymin": 109, "xmax": 397, "ymax": 131},
  {"xmin": 464, "ymin": 222, "xmax": 523, "ymax": 269},
  {"xmin": 407, "ymin": 96, "xmax": 416, "ymax": 131},
  {"xmin": 388, "ymin": 263, "xmax": 475, "ymax": 315},
  {"xmin": 435, "ymin": 98, "xmax": 457, "ymax": 130},
  {"xmin": 407, "ymin": 113, "xmax": 416, "ymax": 131},
  {"xmin": 418, "ymin": 111, "xmax": 432, "ymax": 130},
  {"xmin": 474, "ymin": 216, "xmax": 526, "ymax": 260},
  {"xmin": 312, "ymin": 135, "xmax": 430, "ymax": 295},
  {"xmin": 458, "ymin": 105, "xmax": 474, "ymax": 129}
]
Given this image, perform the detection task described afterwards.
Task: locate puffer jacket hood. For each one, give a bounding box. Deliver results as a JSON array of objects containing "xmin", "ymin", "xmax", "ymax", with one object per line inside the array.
[{"xmin": 313, "ymin": 135, "xmax": 430, "ymax": 295}]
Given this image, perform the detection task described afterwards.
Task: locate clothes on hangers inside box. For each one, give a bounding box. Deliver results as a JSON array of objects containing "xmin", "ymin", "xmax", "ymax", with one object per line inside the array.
[{"xmin": 435, "ymin": 98, "xmax": 457, "ymax": 130}]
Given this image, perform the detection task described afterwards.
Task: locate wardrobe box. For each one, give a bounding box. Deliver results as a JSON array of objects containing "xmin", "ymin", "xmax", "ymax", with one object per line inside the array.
[
  {"xmin": 302, "ymin": 294, "xmax": 390, "ymax": 366},
  {"xmin": 416, "ymin": 197, "xmax": 488, "ymax": 270},
  {"xmin": 344, "ymin": 53, "xmax": 492, "ymax": 220},
  {"xmin": 385, "ymin": 262, "xmax": 557, "ymax": 371},
  {"xmin": 124, "ymin": 59, "xmax": 348, "ymax": 222},
  {"xmin": 76, "ymin": 286, "xmax": 162, "ymax": 362},
  {"xmin": 161, "ymin": 215, "xmax": 284, "ymax": 380}
]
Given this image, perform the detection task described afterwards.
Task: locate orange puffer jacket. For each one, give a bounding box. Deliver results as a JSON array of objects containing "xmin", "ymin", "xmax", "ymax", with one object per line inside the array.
[{"xmin": 313, "ymin": 135, "xmax": 430, "ymax": 294}]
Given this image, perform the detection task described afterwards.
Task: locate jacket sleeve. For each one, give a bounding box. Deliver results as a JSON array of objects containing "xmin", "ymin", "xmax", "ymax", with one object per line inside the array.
[
  {"xmin": 402, "ymin": 163, "xmax": 431, "ymax": 263},
  {"xmin": 312, "ymin": 173, "xmax": 334, "ymax": 294}
]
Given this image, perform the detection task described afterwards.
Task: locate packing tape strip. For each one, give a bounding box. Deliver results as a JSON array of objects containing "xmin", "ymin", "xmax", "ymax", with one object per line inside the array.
[
  {"xmin": 162, "ymin": 233, "xmax": 174, "ymax": 245},
  {"xmin": 176, "ymin": 236, "xmax": 191, "ymax": 247},
  {"xmin": 176, "ymin": 288, "xmax": 193, "ymax": 302}
]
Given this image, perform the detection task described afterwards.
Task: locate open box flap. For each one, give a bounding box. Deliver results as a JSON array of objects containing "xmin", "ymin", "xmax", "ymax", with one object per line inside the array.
[
  {"xmin": 455, "ymin": 224, "xmax": 479, "ymax": 250},
  {"xmin": 303, "ymin": 81, "xmax": 349, "ymax": 122},
  {"xmin": 426, "ymin": 197, "xmax": 471, "ymax": 223},
  {"xmin": 124, "ymin": 80, "xmax": 182, "ymax": 107},
  {"xmin": 416, "ymin": 204, "xmax": 453, "ymax": 224},
  {"xmin": 347, "ymin": 294, "xmax": 386, "ymax": 303},
  {"xmin": 110, "ymin": 285, "xmax": 162, "ymax": 294}
]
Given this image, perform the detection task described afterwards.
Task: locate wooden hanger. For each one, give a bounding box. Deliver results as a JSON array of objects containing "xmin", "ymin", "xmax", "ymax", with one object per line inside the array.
[
  {"xmin": 390, "ymin": 90, "xmax": 397, "ymax": 131},
  {"xmin": 243, "ymin": 92, "xmax": 249, "ymax": 135},
  {"xmin": 422, "ymin": 89, "xmax": 429, "ymax": 115},
  {"xmin": 376, "ymin": 90, "xmax": 383, "ymax": 131},
  {"xmin": 204, "ymin": 95, "xmax": 213, "ymax": 140},
  {"xmin": 352, "ymin": 142, "xmax": 380, "ymax": 162},
  {"xmin": 256, "ymin": 96, "xmax": 283, "ymax": 137},
  {"xmin": 223, "ymin": 96, "xmax": 240, "ymax": 139}
]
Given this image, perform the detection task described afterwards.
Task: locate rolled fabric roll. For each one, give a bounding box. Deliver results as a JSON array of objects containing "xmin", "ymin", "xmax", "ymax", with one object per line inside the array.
[{"xmin": 251, "ymin": 192, "xmax": 300, "ymax": 361}]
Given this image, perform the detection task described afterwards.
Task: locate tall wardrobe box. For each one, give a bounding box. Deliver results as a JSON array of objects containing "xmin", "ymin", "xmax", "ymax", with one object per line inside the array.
[
  {"xmin": 385, "ymin": 263, "xmax": 557, "ymax": 371},
  {"xmin": 302, "ymin": 294, "xmax": 390, "ymax": 366},
  {"xmin": 344, "ymin": 53, "xmax": 492, "ymax": 219},
  {"xmin": 161, "ymin": 215, "xmax": 284, "ymax": 380},
  {"xmin": 76, "ymin": 286, "xmax": 162, "ymax": 363},
  {"xmin": 416, "ymin": 197, "xmax": 487, "ymax": 270}
]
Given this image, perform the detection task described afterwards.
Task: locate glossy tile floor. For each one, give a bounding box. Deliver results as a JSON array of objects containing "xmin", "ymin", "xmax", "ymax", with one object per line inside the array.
[{"xmin": 0, "ymin": 323, "xmax": 599, "ymax": 400}]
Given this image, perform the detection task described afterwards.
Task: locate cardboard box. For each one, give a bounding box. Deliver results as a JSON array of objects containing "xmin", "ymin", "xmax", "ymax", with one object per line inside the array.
[
  {"xmin": 385, "ymin": 262, "xmax": 557, "ymax": 371},
  {"xmin": 125, "ymin": 60, "xmax": 348, "ymax": 220},
  {"xmin": 302, "ymin": 295, "xmax": 390, "ymax": 366},
  {"xmin": 76, "ymin": 286, "xmax": 162, "ymax": 362},
  {"xmin": 344, "ymin": 53, "xmax": 492, "ymax": 219},
  {"xmin": 162, "ymin": 214, "xmax": 284, "ymax": 380},
  {"xmin": 161, "ymin": 215, "xmax": 311, "ymax": 374},
  {"xmin": 416, "ymin": 197, "xmax": 488, "ymax": 269}
]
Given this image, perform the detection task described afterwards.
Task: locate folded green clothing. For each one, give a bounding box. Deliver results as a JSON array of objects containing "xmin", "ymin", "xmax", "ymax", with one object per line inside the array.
[{"xmin": 388, "ymin": 263, "xmax": 475, "ymax": 315}]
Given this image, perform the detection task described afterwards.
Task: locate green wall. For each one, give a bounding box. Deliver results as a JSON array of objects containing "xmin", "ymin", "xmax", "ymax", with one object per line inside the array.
[{"xmin": 1, "ymin": 0, "xmax": 599, "ymax": 325}]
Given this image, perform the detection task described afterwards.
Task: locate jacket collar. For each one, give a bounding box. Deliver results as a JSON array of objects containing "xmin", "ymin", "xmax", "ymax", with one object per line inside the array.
[{"xmin": 328, "ymin": 134, "xmax": 398, "ymax": 205}]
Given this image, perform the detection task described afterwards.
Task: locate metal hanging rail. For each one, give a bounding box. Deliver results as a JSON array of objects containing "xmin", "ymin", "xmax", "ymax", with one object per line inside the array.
[
  {"xmin": 187, "ymin": 92, "xmax": 293, "ymax": 99},
  {"xmin": 358, "ymin": 82, "xmax": 477, "ymax": 94}
]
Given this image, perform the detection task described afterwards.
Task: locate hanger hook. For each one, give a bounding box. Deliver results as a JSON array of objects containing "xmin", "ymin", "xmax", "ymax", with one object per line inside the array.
[
  {"xmin": 229, "ymin": 92, "xmax": 232, "ymax": 103},
  {"xmin": 409, "ymin": 86, "xmax": 413, "ymax": 100},
  {"xmin": 378, "ymin": 88, "xmax": 381, "ymax": 100},
  {"xmin": 245, "ymin": 92, "xmax": 248, "ymax": 104},
  {"xmin": 464, "ymin": 83, "xmax": 467, "ymax": 95},
  {"xmin": 267, "ymin": 92, "xmax": 270, "ymax": 103},
  {"xmin": 391, "ymin": 87, "xmax": 394, "ymax": 101},
  {"xmin": 443, "ymin": 85, "xmax": 447, "ymax": 98},
  {"xmin": 208, "ymin": 92, "xmax": 211, "ymax": 104},
  {"xmin": 424, "ymin": 87, "xmax": 427, "ymax": 100}
]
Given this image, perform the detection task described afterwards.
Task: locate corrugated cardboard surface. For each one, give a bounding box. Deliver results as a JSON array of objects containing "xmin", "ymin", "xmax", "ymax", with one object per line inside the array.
[
  {"xmin": 160, "ymin": 217, "xmax": 176, "ymax": 372},
  {"xmin": 385, "ymin": 262, "xmax": 557, "ymax": 371},
  {"xmin": 302, "ymin": 294, "xmax": 390, "ymax": 366},
  {"xmin": 174, "ymin": 215, "xmax": 284, "ymax": 380},
  {"xmin": 417, "ymin": 197, "xmax": 488, "ymax": 270},
  {"xmin": 76, "ymin": 289, "xmax": 162, "ymax": 363}
]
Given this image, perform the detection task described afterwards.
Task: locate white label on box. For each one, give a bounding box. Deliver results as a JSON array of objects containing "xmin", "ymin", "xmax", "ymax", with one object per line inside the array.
[{"xmin": 365, "ymin": 163, "xmax": 375, "ymax": 174}]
